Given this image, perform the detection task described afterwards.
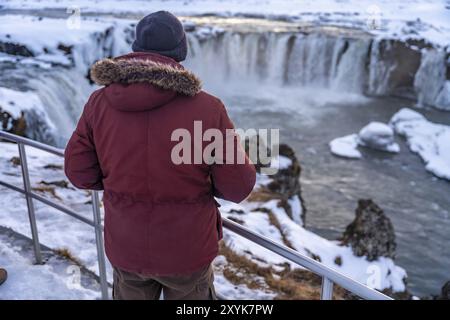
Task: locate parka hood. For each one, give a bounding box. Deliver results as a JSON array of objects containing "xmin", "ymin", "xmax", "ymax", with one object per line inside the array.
[{"xmin": 90, "ymin": 52, "xmax": 202, "ymax": 112}]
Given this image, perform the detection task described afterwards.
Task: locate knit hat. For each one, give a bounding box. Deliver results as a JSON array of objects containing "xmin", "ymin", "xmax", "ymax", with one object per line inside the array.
[{"xmin": 132, "ymin": 11, "xmax": 187, "ymax": 62}]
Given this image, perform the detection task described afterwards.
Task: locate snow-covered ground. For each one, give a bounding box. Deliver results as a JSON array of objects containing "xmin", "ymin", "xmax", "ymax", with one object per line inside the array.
[
  {"xmin": 390, "ymin": 108, "xmax": 450, "ymax": 180},
  {"xmin": 2, "ymin": 0, "xmax": 449, "ymax": 47},
  {"xmin": 0, "ymin": 228, "xmax": 100, "ymax": 299}
]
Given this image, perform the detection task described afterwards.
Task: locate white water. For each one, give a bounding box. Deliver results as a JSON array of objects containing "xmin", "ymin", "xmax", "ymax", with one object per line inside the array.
[{"xmin": 185, "ymin": 31, "xmax": 449, "ymax": 110}]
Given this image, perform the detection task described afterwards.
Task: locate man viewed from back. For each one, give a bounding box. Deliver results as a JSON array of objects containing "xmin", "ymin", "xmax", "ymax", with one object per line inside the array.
[{"xmin": 64, "ymin": 11, "xmax": 256, "ymax": 300}]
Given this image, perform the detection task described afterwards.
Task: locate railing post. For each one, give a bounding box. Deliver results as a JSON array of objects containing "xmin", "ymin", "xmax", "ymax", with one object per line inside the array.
[
  {"xmin": 92, "ymin": 190, "xmax": 109, "ymax": 300},
  {"xmin": 18, "ymin": 143, "xmax": 43, "ymax": 265},
  {"xmin": 320, "ymin": 277, "xmax": 334, "ymax": 300}
]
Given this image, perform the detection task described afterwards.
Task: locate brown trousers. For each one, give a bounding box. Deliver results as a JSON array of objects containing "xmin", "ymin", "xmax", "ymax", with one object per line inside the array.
[{"xmin": 113, "ymin": 264, "xmax": 217, "ymax": 300}]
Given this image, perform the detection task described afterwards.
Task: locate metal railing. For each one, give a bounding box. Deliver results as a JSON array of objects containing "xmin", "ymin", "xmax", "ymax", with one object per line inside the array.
[{"xmin": 0, "ymin": 130, "xmax": 392, "ymax": 300}]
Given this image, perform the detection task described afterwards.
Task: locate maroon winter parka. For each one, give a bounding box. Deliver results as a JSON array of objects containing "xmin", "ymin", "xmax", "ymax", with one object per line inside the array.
[{"xmin": 64, "ymin": 52, "xmax": 256, "ymax": 275}]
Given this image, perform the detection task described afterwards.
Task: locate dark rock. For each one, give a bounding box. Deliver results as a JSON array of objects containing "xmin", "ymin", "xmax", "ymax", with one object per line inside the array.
[
  {"xmin": 243, "ymin": 134, "xmax": 271, "ymax": 173},
  {"xmin": 0, "ymin": 41, "xmax": 34, "ymax": 57},
  {"xmin": 10, "ymin": 156, "xmax": 21, "ymax": 166},
  {"xmin": 341, "ymin": 199, "xmax": 396, "ymax": 261},
  {"xmin": 269, "ymin": 144, "xmax": 306, "ymax": 224},
  {"xmin": 368, "ymin": 39, "xmax": 422, "ymax": 100},
  {"xmin": 40, "ymin": 180, "xmax": 69, "ymax": 189},
  {"xmin": 1, "ymin": 107, "xmax": 27, "ymax": 136},
  {"xmin": 0, "ymin": 105, "xmax": 55, "ymax": 145},
  {"xmin": 57, "ymin": 43, "xmax": 73, "ymax": 55},
  {"xmin": 229, "ymin": 209, "xmax": 245, "ymax": 215}
]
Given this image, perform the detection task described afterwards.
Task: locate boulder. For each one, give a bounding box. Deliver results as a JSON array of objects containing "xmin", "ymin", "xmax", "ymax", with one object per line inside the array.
[
  {"xmin": 358, "ymin": 121, "xmax": 400, "ymax": 153},
  {"xmin": 341, "ymin": 199, "xmax": 396, "ymax": 261}
]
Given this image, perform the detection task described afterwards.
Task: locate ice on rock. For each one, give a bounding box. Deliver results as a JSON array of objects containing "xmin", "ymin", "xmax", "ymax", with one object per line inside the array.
[
  {"xmin": 358, "ymin": 121, "xmax": 400, "ymax": 153},
  {"xmin": 390, "ymin": 108, "xmax": 450, "ymax": 181},
  {"xmin": 329, "ymin": 134, "xmax": 362, "ymax": 159}
]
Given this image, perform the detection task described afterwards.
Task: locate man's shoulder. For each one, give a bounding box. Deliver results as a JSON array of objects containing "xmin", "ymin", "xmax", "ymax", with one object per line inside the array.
[
  {"xmin": 82, "ymin": 88, "xmax": 105, "ymax": 120},
  {"xmin": 192, "ymin": 90, "xmax": 226, "ymax": 112}
]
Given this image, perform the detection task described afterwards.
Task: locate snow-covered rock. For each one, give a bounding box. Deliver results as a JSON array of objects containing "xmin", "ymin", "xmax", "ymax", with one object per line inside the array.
[
  {"xmin": 330, "ymin": 121, "xmax": 399, "ymax": 158},
  {"xmin": 0, "ymin": 87, "xmax": 55, "ymax": 143},
  {"xmin": 390, "ymin": 108, "xmax": 450, "ymax": 181},
  {"xmin": 358, "ymin": 121, "xmax": 400, "ymax": 153},
  {"xmin": 329, "ymin": 134, "xmax": 362, "ymax": 159}
]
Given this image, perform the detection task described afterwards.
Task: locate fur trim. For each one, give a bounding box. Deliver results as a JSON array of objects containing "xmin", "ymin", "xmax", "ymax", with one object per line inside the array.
[{"xmin": 90, "ymin": 58, "xmax": 202, "ymax": 96}]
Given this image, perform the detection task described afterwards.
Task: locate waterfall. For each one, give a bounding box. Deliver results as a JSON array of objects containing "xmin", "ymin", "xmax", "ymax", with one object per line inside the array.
[
  {"xmin": 186, "ymin": 31, "xmax": 371, "ymax": 94},
  {"xmin": 0, "ymin": 21, "xmax": 133, "ymax": 146},
  {"xmin": 185, "ymin": 30, "xmax": 449, "ymax": 110},
  {"xmin": 414, "ymin": 49, "xmax": 450, "ymax": 111},
  {"xmin": 3, "ymin": 21, "xmax": 448, "ymax": 146}
]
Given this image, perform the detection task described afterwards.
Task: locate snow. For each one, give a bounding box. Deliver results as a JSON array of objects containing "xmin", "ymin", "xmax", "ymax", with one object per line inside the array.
[
  {"xmin": 330, "ymin": 121, "xmax": 399, "ymax": 158},
  {"xmin": 270, "ymin": 155, "xmax": 292, "ymax": 171},
  {"xmin": 2, "ymin": 0, "xmax": 450, "ymax": 47},
  {"xmin": 390, "ymin": 108, "xmax": 450, "ymax": 181},
  {"xmin": 0, "ymin": 15, "xmax": 132, "ymax": 68},
  {"xmin": 213, "ymin": 255, "xmax": 276, "ymax": 299},
  {"xmin": 329, "ymin": 134, "xmax": 362, "ymax": 159},
  {"xmin": 288, "ymin": 195, "xmax": 303, "ymax": 226},
  {"xmin": 358, "ymin": 121, "xmax": 400, "ymax": 153},
  {"xmin": 0, "ymin": 87, "xmax": 52, "ymax": 125},
  {"xmin": 220, "ymin": 198, "xmax": 407, "ymax": 292},
  {"xmin": 0, "ymin": 233, "xmax": 99, "ymax": 299}
]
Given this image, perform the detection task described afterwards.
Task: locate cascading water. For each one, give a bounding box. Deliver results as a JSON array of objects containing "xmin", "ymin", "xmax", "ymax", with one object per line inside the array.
[
  {"xmin": 0, "ymin": 21, "xmax": 133, "ymax": 146},
  {"xmin": 185, "ymin": 30, "xmax": 449, "ymax": 109},
  {"xmin": 2, "ymin": 21, "xmax": 448, "ymax": 147}
]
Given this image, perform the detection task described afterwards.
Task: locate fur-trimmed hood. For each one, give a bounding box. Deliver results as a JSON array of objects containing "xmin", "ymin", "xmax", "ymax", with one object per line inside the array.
[{"xmin": 90, "ymin": 54, "xmax": 202, "ymax": 97}]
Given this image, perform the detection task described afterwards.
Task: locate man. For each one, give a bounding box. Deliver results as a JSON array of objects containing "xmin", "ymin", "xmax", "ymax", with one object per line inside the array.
[
  {"xmin": 64, "ymin": 11, "xmax": 256, "ymax": 300},
  {"xmin": 0, "ymin": 268, "xmax": 6, "ymax": 286}
]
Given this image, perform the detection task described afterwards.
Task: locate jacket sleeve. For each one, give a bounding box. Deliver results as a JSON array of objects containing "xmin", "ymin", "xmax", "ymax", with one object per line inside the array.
[
  {"xmin": 64, "ymin": 95, "xmax": 103, "ymax": 190},
  {"xmin": 210, "ymin": 101, "xmax": 256, "ymax": 203}
]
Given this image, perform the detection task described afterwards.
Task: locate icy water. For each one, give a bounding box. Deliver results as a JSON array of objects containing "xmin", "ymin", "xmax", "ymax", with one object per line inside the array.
[{"xmin": 209, "ymin": 83, "xmax": 450, "ymax": 297}]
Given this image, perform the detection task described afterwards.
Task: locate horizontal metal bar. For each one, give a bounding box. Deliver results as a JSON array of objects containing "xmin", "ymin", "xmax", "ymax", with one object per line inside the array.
[
  {"xmin": 0, "ymin": 180, "xmax": 26, "ymax": 194},
  {"xmin": 0, "ymin": 130, "xmax": 64, "ymax": 157},
  {"xmin": 0, "ymin": 179, "xmax": 95, "ymax": 227},
  {"xmin": 222, "ymin": 218, "xmax": 392, "ymax": 300},
  {"xmin": 29, "ymin": 191, "xmax": 96, "ymax": 227}
]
